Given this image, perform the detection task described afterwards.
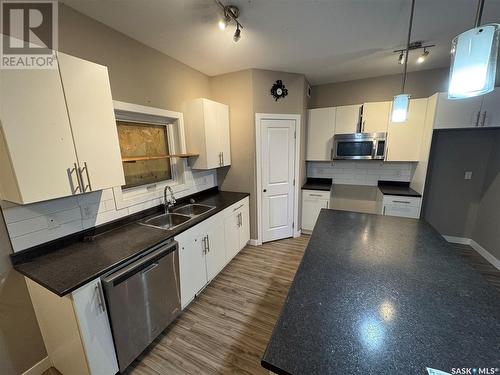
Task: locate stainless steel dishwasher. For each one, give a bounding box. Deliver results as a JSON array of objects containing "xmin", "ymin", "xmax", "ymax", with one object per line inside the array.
[{"xmin": 102, "ymin": 239, "xmax": 181, "ymax": 372}]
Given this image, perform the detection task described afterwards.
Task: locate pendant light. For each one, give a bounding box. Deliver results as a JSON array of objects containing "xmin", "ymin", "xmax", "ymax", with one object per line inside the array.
[
  {"xmin": 448, "ymin": 0, "xmax": 500, "ymax": 99},
  {"xmin": 391, "ymin": 0, "xmax": 416, "ymax": 123}
]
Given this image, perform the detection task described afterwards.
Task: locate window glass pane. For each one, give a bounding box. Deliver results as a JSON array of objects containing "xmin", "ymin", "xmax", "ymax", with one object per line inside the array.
[{"xmin": 117, "ymin": 121, "xmax": 172, "ymax": 188}]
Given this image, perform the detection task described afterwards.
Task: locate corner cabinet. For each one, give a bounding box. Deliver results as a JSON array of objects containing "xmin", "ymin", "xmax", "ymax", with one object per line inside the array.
[
  {"xmin": 183, "ymin": 98, "xmax": 231, "ymax": 169},
  {"xmin": 26, "ymin": 278, "xmax": 118, "ymax": 375},
  {"xmin": 0, "ymin": 52, "xmax": 125, "ymax": 204},
  {"xmin": 176, "ymin": 196, "xmax": 249, "ymax": 308}
]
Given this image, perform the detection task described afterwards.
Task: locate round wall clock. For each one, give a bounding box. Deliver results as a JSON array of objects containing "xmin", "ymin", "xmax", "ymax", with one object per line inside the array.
[{"xmin": 270, "ymin": 80, "xmax": 288, "ymax": 101}]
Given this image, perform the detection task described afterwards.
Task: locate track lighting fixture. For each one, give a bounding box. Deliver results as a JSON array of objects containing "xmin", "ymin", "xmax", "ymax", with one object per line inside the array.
[
  {"xmin": 394, "ymin": 41, "xmax": 434, "ymax": 66},
  {"xmin": 216, "ymin": 1, "xmax": 244, "ymax": 42}
]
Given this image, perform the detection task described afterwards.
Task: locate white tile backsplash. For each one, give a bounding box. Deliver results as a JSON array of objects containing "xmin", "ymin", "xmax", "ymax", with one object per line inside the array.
[
  {"xmin": 2, "ymin": 169, "xmax": 217, "ymax": 253},
  {"xmin": 307, "ymin": 161, "xmax": 416, "ymax": 186}
]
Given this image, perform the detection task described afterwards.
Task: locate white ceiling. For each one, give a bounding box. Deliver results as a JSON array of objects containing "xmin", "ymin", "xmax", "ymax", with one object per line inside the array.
[{"xmin": 62, "ymin": 0, "xmax": 500, "ymax": 85}]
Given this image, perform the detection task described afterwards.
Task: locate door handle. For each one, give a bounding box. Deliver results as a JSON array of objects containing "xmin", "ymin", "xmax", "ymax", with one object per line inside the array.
[
  {"xmin": 474, "ymin": 111, "xmax": 481, "ymax": 127},
  {"xmin": 79, "ymin": 162, "xmax": 92, "ymax": 192},
  {"xmin": 70, "ymin": 163, "xmax": 82, "ymax": 194},
  {"xmin": 95, "ymin": 283, "xmax": 106, "ymax": 313},
  {"xmin": 481, "ymin": 111, "xmax": 487, "ymax": 127}
]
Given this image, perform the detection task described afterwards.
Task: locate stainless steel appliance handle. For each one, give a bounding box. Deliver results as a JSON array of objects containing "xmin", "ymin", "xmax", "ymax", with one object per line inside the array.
[
  {"xmin": 102, "ymin": 241, "xmax": 177, "ymax": 286},
  {"xmin": 141, "ymin": 262, "xmax": 159, "ymax": 275}
]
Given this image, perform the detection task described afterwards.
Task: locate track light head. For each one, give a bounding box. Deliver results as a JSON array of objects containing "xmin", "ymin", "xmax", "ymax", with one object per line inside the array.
[
  {"xmin": 417, "ymin": 49, "xmax": 429, "ymax": 64},
  {"xmin": 233, "ymin": 24, "xmax": 241, "ymax": 42},
  {"xmin": 398, "ymin": 51, "xmax": 405, "ymax": 65}
]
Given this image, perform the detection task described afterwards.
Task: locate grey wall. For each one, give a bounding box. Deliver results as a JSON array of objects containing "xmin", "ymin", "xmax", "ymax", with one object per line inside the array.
[
  {"xmin": 0, "ymin": 211, "xmax": 47, "ymax": 374},
  {"xmin": 310, "ymin": 68, "xmax": 449, "ymax": 108},
  {"xmin": 423, "ymin": 129, "xmax": 500, "ymax": 259},
  {"xmin": 473, "ymin": 132, "xmax": 500, "ymax": 259}
]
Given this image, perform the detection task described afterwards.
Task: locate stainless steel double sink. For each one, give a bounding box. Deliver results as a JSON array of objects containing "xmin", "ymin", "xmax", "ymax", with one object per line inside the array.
[{"xmin": 139, "ymin": 204, "xmax": 216, "ymax": 231}]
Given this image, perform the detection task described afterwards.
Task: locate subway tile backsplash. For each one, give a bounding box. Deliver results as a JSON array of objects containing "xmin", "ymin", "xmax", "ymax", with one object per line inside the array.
[
  {"xmin": 1, "ymin": 169, "xmax": 217, "ymax": 253},
  {"xmin": 307, "ymin": 161, "xmax": 416, "ymax": 186}
]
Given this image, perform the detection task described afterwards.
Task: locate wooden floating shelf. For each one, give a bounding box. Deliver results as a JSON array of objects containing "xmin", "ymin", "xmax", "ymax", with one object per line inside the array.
[{"xmin": 122, "ymin": 153, "xmax": 199, "ymax": 163}]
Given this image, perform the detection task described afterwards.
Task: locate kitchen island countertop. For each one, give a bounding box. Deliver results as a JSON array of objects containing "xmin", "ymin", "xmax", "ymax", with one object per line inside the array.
[{"xmin": 262, "ymin": 209, "xmax": 500, "ymax": 374}]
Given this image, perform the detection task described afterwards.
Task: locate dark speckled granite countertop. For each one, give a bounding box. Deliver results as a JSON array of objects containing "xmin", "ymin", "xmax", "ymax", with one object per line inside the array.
[
  {"xmin": 262, "ymin": 210, "xmax": 500, "ymax": 375},
  {"xmin": 378, "ymin": 180, "xmax": 422, "ymax": 197},
  {"xmin": 301, "ymin": 178, "xmax": 332, "ymax": 191},
  {"xmin": 13, "ymin": 189, "xmax": 249, "ymax": 296}
]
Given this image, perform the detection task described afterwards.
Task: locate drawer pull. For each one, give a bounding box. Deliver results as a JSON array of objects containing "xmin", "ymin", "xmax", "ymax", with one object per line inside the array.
[
  {"xmin": 393, "ymin": 200, "xmax": 411, "ymax": 204},
  {"xmin": 233, "ymin": 204, "xmax": 244, "ymax": 212},
  {"xmin": 308, "ymin": 194, "xmax": 324, "ymax": 197}
]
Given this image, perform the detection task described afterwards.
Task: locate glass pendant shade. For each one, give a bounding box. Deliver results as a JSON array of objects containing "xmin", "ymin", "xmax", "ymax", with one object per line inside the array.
[
  {"xmin": 448, "ymin": 24, "xmax": 500, "ymax": 99},
  {"xmin": 391, "ymin": 94, "xmax": 410, "ymax": 123}
]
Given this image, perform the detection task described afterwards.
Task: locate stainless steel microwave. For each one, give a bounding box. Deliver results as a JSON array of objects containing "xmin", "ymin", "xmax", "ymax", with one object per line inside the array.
[{"xmin": 332, "ymin": 132, "xmax": 387, "ymax": 160}]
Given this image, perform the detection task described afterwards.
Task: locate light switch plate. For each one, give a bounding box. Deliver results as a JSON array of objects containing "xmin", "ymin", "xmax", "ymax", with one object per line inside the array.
[{"xmin": 464, "ymin": 171, "xmax": 473, "ymax": 180}]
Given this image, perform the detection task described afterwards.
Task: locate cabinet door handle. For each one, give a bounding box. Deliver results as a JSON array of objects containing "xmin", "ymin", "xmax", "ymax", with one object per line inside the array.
[
  {"xmin": 383, "ymin": 206, "xmax": 386, "ymax": 215},
  {"xmin": 79, "ymin": 162, "xmax": 92, "ymax": 192},
  {"xmin": 481, "ymin": 111, "xmax": 487, "ymax": 127},
  {"xmin": 222, "ymin": 152, "xmax": 224, "ymax": 166},
  {"xmin": 238, "ymin": 213, "xmax": 242, "ymax": 227},
  {"xmin": 206, "ymin": 235, "xmax": 210, "ymax": 253},
  {"xmin": 95, "ymin": 283, "xmax": 106, "ymax": 313},
  {"xmin": 362, "ymin": 121, "xmax": 365, "ymax": 132},
  {"xmin": 70, "ymin": 163, "xmax": 82, "ymax": 194},
  {"xmin": 326, "ymin": 201, "xmax": 329, "ymax": 209},
  {"xmin": 474, "ymin": 111, "xmax": 481, "ymax": 127},
  {"xmin": 202, "ymin": 236, "xmax": 207, "ymax": 254}
]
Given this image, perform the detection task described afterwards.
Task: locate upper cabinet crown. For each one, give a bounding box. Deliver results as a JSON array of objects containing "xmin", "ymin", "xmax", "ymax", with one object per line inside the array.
[
  {"xmin": 434, "ymin": 89, "xmax": 500, "ymax": 129},
  {"xmin": 0, "ymin": 52, "xmax": 125, "ymax": 204},
  {"xmin": 183, "ymin": 98, "xmax": 231, "ymax": 169}
]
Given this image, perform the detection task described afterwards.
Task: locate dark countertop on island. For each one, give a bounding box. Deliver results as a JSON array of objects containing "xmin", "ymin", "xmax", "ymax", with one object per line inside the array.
[
  {"xmin": 13, "ymin": 189, "xmax": 249, "ymax": 297},
  {"xmin": 378, "ymin": 180, "xmax": 422, "ymax": 197},
  {"xmin": 301, "ymin": 178, "xmax": 332, "ymax": 191},
  {"xmin": 262, "ymin": 210, "xmax": 500, "ymax": 375}
]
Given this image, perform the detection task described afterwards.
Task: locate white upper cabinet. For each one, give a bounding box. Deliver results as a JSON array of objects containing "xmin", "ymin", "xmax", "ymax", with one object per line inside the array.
[
  {"xmin": 478, "ymin": 89, "xmax": 500, "ymax": 127},
  {"xmin": 433, "ymin": 92, "xmax": 483, "ymax": 129},
  {"xmin": 0, "ymin": 53, "xmax": 124, "ymax": 204},
  {"xmin": 386, "ymin": 98, "xmax": 428, "ymax": 162},
  {"xmin": 183, "ymin": 98, "xmax": 231, "ymax": 169},
  {"xmin": 57, "ymin": 53, "xmax": 125, "ymax": 192},
  {"xmin": 306, "ymin": 107, "xmax": 335, "ymax": 160},
  {"xmin": 362, "ymin": 101, "xmax": 391, "ymax": 133},
  {"xmin": 335, "ymin": 105, "xmax": 361, "ymax": 135},
  {"xmin": 0, "ymin": 66, "xmax": 80, "ymax": 204}
]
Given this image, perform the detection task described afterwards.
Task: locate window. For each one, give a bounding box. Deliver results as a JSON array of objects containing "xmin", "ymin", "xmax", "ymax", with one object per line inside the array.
[{"xmin": 117, "ymin": 121, "xmax": 173, "ymax": 188}]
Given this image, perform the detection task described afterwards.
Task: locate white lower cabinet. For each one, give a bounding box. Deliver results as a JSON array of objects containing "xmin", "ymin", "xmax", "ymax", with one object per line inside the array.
[
  {"xmin": 177, "ymin": 196, "xmax": 249, "ymax": 308},
  {"xmin": 26, "ymin": 278, "xmax": 118, "ymax": 375},
  {"xmin": 301, "ymin": 190, "xmax": 330, "ymax": 231},
  {"xmin": 381, "ymin": 195, "xmax": 422, "ymax": 219}
]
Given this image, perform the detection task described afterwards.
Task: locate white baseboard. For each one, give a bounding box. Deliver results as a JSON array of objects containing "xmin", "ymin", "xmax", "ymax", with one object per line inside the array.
[
  {"xmin": 443, "ymin": 235, "xmax": 500, "ymax": 271},
  {"xmin": 22, "ymin": 357, "xmax": 51, "ymax": 375},
  {"xmin": 470, "ymin": 240, "xmax": 500, "ymax": 271},
  {"xmin": 442, "ymin": 235, "xmax": 471, "ymax": 245},
  {"xmin": 248, "ymin": 239, "xmax": 261, "ymax": 246}
]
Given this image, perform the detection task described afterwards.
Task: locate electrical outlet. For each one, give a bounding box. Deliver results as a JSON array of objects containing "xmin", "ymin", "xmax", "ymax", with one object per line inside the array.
[
  {"xmin": 464, "ymin": 171, "xmax": 473, "ymax": 180},
  {"xmin": 46, "ymin": 215, "xmax": 59, "ymax": 229}
]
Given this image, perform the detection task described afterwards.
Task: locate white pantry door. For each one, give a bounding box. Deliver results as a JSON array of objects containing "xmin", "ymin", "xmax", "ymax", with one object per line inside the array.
[{"xmin": 260, "ymin": 119, "xmax": 296, "ymax": 242}]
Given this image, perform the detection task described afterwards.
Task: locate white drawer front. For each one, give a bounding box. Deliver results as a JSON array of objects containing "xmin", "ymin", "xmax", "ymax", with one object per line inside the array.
[
  {"xmin": 382, "ymin": 195, "xmax": 421, "ymax": 207},
  {"xmin": 383, "ymin": 205, "xmax": 420, "ymax": 219},
  {"xmin": 302, "ymin": 189, "xmax": 330, "ymax": 200}
]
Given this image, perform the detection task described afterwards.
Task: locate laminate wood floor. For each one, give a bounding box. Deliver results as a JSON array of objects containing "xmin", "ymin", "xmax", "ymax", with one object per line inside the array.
[
  {"xmin": 127, "ymin": 235, "xmax": 309, "ymax": 375},
  {"xmin": 41, "ymin": 236, "xmax": 500, "ymax": 375}
]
